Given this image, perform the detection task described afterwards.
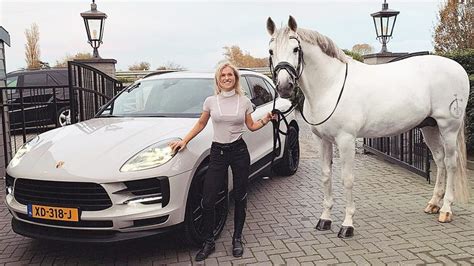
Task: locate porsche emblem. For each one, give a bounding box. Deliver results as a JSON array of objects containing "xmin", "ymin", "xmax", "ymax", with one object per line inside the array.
[{"xmin": 56, "ymin": 161, "xmax": 65, "ymax": 169}]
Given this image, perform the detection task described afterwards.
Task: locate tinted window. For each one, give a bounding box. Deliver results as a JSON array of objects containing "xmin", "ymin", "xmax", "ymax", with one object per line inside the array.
[
  {"xmin": 49, "ymin": 71, "xmax": 68, "ymax": 85},
  {"xmin": 247, "ymin": 76, "xmax": 273, "ymax": 106},
  {"xmin": 23, "ymin": 73, "xmax": 47, "ymax": 86}
]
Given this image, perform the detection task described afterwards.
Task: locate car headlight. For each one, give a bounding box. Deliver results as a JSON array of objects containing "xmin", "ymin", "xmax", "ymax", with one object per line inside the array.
[
  {"xmin": 120, "ymin": 138, "xmax": 180, "ymax": 172},
  {"xmin": 9, "ymin": 136, "xmax": 40, "ymax": 168}
]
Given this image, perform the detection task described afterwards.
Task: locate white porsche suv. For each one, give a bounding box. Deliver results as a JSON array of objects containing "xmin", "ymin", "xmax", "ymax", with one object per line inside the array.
[{"xmin": 4, "ymin": 70, "xmax": 300, "ymax": 244}]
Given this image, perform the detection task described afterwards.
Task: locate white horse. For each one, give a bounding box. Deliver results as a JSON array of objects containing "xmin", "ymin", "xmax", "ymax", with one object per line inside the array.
[{"xmin": 267, "ymin": 16, "xmax": 470, "ymax": 238}]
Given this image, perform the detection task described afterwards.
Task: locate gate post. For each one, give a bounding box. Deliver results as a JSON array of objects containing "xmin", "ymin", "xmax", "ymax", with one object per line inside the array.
[{"xmin": 0, "ymin": 26, "xmax": 11, "ymax": 175}]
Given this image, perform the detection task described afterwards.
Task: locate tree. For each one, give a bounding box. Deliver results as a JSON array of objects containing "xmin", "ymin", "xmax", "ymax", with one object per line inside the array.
[
  {"xmin": 25, "ymin": 23, "xmax": 41, "ymax": 70},
  {"xmin": 223, "ymin": 45, "xmax": 268, "ymax": 68},
  {"xmin": 156, "ymin": 61, "xmax": 185, "ymax": 70},
  {"xmin": 129, "ymin": 62, "xmax": 151, "ymax": 71},
  {"xmin": 433, "ymin": 0, "xmax": 473, "ymax": 53},
  {"xmin": 54, "ymin": 52, "xmax": 93, "ymax": 67},
  {"xmin": 351, "ymin": 43, "xmax": 374, "ymax": 55},
  {"xmin": 343, "ymin": 50, "xmax": 364, "ymax": 62}
]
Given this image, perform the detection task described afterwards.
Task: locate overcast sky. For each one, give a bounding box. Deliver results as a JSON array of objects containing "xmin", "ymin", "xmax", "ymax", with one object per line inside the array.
[{"xmin": 0, "ymin": 0, "xmax": 442, "ymax": 72}]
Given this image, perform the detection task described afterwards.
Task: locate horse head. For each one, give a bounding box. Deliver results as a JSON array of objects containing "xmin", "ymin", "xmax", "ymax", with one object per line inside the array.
[{"xmin": 267, "ymin": 15, "xmax": 303, "ymax": 99}]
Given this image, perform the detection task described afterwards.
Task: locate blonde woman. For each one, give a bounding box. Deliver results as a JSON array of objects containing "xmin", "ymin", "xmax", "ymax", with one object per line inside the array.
[{"xmin": 170, "ymin": 62, "xmax": 275, "ymax": 261}]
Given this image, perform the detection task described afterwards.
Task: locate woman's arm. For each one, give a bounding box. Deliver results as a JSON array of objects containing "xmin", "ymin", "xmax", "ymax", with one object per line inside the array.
[
  {"xmin": 245, "ymin": 112, "xmax": 274, "ymax": 132},
  {"xmin": 169, "ymin": 111, "xmax": 210, "ymax": 153}
]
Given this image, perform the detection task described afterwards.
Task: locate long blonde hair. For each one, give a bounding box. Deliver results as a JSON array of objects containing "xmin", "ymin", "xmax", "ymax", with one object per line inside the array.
[{"xmin": 214, "ymin": 61, "xmax": 244, "ymax": 95}]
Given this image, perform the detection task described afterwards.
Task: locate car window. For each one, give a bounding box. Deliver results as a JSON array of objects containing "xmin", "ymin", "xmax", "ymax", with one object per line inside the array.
[
  {"xmin": 247, "ymin": 76, "xmax": 273, "ymax": 106},
  {"xmin": 240, "ymin": 76, "xmax": 252, "ymax": 98},
  {"xmin": 263, "ymin": 79, "xmax": 276, "ymax": 99},
  {"xmin": 107, "ymin": 78, "xmax": 214, "ymax": 117},
  {"xmin": 23, "ymin": 73, "xmax": 47, "ymax": 86},
  {"xmin": 49, "ymin": 71, "xmax": 68, "ymax": 85},
  {"xmin": 47, "ymin": 75, "xmax": 59, "ymax": 86},
  {"xmin": 6, "ymin": 76, "xmax": 18, "ymax": 87}
]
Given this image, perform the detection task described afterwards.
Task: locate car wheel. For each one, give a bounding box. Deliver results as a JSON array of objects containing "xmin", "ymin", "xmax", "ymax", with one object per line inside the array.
[
  {"xmin": 273, "ymin": 126, "xmax": 300, "ymax": 176},
  {"xmin": 56, "ymin": 106, "xmax": 71, "ymax": 127},
  {"xmin": 183, "ymin": 163, "xmax": 229, "ymax": 246}
]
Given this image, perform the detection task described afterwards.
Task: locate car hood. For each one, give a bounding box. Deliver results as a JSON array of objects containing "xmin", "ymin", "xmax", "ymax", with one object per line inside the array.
[{"xmin": 7, "ymin": 117, "xmax": 198, "ymax": 182}]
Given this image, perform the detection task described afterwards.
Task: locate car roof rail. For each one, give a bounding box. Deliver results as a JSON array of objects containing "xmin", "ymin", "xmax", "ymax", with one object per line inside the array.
[{"xmin": 142, "ymin": 70, "xmax": 181, "ymax": 79}]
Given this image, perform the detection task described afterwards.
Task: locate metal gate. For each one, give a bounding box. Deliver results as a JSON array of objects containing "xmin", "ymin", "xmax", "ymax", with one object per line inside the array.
[
  {"xmin": 363, "ymin": 128, "xmax": 431, "ymax": 181},
  {"xmin": 0, "ymin": 62, "xmax": 123, "ymax": 167},
  {"xmin": 68, "ymin": 61, "xmax": 123, "ymax": 123}
]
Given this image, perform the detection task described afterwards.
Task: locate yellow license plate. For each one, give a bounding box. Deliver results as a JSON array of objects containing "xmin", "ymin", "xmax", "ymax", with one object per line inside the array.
[{"xmin": 27, "ymin": 204, "xmax": 79, "ymax": 222}]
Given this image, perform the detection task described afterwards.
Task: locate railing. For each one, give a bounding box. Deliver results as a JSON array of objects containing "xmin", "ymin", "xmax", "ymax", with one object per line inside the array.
[
  {"xmin": 0, "ymin": 85, "xmax": 70, "ymax": 163},
  {"xmin": 68, "ymin": 61, "xmax": 123, "ymax": 123},
  {"xmin": 364, "ymin": 128, "xmax": 431, "ymax": 182}
]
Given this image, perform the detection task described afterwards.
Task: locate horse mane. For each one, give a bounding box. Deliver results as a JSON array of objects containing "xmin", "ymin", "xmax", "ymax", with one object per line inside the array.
[{"xmin": 277, "ymin": 27, "xmax": 348, "ymax": 63}]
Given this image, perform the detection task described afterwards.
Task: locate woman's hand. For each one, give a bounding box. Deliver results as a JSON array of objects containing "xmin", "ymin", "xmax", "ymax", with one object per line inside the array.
[
  {"xmin": 262, "ymin": 112, "xmax": 277, "ymax": 125},
  {"xmin": 169, "ymin": 140, "xmax": 187, "ymax": 153}
]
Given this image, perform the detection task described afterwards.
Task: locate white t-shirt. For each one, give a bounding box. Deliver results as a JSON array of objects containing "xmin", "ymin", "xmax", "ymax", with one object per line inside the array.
[{"xmin": 203, "ymin": 92, "xmax": 253, "ymax": 144}]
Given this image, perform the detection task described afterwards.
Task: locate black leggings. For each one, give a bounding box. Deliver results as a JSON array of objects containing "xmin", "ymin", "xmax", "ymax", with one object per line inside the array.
[{"xmin": 201, "ymin": 138, "xmax": 250, "ymax": 240}]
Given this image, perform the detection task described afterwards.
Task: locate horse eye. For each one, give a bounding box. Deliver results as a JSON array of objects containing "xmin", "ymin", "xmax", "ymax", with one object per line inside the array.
[
  {"xmin": 269, "ymin": 49, "xmax": 273, "ymax": 56},
  {"xmin": 293, "ymin": 47, "xmax": 299, "ymax": 53}
]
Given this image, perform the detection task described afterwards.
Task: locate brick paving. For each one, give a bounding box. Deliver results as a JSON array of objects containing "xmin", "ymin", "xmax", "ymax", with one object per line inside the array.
[{"xmin": 1, "ymin": 118, "xmax": 474, "ymax": 265}]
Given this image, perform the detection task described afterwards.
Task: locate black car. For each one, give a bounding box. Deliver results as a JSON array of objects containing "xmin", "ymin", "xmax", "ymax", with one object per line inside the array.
[{"xmin": 6, "ymin": 68, "xmax": 72, "ymax": 128}]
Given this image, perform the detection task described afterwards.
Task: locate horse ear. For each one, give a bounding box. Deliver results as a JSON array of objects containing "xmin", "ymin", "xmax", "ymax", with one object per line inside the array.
[
  {"xmin": 288, "ymin": 15, "xmax": 297, "ymax": 32},
  {"xmin": 267, "ymin": 17, "xmax": 276, "ymax": 35}
]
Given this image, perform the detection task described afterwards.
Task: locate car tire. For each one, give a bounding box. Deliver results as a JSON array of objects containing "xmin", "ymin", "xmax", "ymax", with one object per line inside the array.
[
  {"xmin": 273, "ymin": 126, "xmax": 300, "ymax": 176},
  {"xmin": 183, "ymin": 162, "xmax": 229, "ymax": 247},
  {"xmin": 56, "ymin": 106, "xmax": 71, "ymax": 127}
]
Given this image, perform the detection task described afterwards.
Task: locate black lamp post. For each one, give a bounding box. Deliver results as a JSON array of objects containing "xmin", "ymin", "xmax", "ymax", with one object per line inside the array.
[
  {"xmin": 80, "ymin": 0, "xmax": 107, "ymax": 58},
  {"xmin": 371, "ymin": 0, "xmax": 399, "ymax": 53}
]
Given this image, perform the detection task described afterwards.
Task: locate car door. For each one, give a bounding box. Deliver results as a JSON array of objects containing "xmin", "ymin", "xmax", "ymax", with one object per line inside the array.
[{"xmin": 241, "ymin": 75, "xmax": 275, "ymax": 169}]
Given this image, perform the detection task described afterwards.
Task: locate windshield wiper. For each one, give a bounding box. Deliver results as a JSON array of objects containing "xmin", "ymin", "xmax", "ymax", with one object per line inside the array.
[{"xmin": 127, "ymin": 82, "xmax": 141, "ymax": 92}]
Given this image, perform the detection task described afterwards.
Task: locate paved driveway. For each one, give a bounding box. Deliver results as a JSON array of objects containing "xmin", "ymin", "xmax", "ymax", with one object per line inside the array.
[{"xmin": 1, "ymin": 116, "xmax": 473, "ymax": 265}]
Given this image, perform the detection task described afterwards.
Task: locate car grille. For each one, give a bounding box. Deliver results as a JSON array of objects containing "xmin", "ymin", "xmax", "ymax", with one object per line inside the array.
[{"xmin": 14, "ymin": 178, "xmax": 112, "ymax": 211}]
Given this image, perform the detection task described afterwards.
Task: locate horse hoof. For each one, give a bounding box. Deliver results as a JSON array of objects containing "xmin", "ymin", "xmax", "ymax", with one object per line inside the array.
[
  {"xmin": 424, "ymin": 204, "xmax": 440, "ymax": 214},
  {"xmin": 337, "ymin": 226, "xmax": 354, "ymax": 238},
  {"xmin": 315, "ymin": 219, "xmax": 332, "ymax": 231},
  {"xmin": 438, "ymin": 212, "xmax": 453, "ymax": 223}
]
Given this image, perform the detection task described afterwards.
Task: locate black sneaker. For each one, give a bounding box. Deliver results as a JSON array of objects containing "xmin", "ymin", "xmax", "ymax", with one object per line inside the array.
[{"xmin": 232, "ymin": 237, "xmax": 244, "ymax": 257}]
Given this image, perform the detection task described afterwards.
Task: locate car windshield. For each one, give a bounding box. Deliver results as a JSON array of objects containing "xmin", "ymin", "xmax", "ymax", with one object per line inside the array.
[{"xmin": 100, "ymin": 78, "xmax": 214, "ymax": 117}]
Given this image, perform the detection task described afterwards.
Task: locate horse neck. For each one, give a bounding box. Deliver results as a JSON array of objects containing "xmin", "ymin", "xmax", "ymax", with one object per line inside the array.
[{"xmin": 298, "ymin": 42, "xmax": 347, "ymax": 109}]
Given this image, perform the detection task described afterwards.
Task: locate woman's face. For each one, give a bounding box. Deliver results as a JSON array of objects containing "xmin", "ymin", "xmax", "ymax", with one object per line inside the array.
[{"xmin": 219, "ymin": 66, "xmax": 236, "ymax": 91}]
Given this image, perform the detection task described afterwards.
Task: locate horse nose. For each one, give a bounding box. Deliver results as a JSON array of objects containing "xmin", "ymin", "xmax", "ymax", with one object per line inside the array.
[{"xmin": 288, "ymin": 80, "xmax": 294, "ymax": 89}]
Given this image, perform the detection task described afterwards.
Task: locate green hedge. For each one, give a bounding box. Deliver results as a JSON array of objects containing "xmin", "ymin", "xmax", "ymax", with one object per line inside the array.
[{"xmin": 439, "ymin": 49, "xmax": 474, "ymax": 154}]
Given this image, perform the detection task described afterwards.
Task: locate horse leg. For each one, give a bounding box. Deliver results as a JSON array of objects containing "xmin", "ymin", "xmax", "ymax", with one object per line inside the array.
[
  {"xmin": 335, "ymin": 134, "xmax": 356, "ymax": 238},
  {"xmin": 421, "ymin": 127, "xmax": 445, "ymax": 214},
  {"xmin": 437, "ymin": 122, "xmax": 462, "ymax": 223},
  {"xmin": 316, "ymin": 138, "xmax": 333, "ymax": 231}
]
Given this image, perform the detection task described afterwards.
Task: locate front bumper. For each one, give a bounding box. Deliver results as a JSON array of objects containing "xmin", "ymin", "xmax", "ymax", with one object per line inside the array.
[
  {"xmin": 5, "ymin": 170, "xmax": 192, "ymax": 242},
  {"xmin": 12, "ymin": 217, "xmax": 181, "ymax": 243}
]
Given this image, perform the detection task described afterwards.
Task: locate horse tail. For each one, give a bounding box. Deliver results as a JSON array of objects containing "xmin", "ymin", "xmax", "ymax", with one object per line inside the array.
[{"xmin": 454, "ymin": 118, "xmax": 470, "ymax": 204}]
